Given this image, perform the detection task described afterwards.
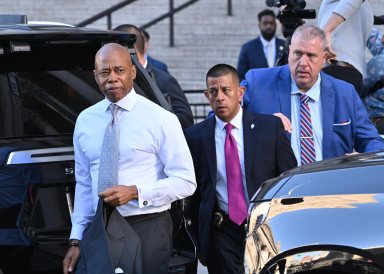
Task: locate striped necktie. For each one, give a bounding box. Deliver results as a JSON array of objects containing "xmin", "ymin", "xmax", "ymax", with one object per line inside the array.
[
  {"xmin": 98, "ymin": 103, "xmax": 119, "ymax": 193},
  {"xmin": 299, "ymin": 94, "xmax": 316, "ymax": 165}
]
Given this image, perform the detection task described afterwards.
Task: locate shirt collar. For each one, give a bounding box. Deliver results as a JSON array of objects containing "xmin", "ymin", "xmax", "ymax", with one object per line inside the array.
[
  {"xmin": 143, "ymin": 59, "xmax": 148, "ymax": 69},
  {"xmin": 215, "ymin": 107, "xmax": 243, "ymax": 131},
  {"xmin": 102, "ymin": 88, "xmax": 138, "ymax": 112},
  {"xmin": 290, "ymin": 74, "xmax": 322, "ymax": 102},
  {"xmin": 260, "ymin": 35, "xmax": 276, "ymax": 48}
]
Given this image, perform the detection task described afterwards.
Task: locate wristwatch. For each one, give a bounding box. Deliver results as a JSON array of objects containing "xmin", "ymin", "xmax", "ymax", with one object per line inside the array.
[{"xmin": 69, "ymin": 239, "xmax": 80, "ymax": 248}]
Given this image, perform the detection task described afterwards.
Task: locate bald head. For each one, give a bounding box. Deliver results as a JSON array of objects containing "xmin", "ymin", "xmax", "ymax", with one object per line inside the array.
[
  {"xmin": 95, "ymin": 43, "xmax": 132, "ymax": 69},
  {"xmin": 93, "ymin": 43, "xmax": 136, "ymax": 102}
]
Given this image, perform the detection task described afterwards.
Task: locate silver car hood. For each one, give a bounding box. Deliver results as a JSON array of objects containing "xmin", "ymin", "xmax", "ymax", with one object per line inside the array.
[{"xmin": 244, "ymin": 193, "xmax": 384, "ymax": 273}]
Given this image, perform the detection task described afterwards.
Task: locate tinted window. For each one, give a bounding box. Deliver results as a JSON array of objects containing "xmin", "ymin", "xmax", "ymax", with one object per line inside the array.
[
  {"xmin": 0, "ymin": 70, "xmax": 102, "ymax": 137},
  {"xmin": 274, "ymin": 165, "xmax": 384, "ymax": 198}
]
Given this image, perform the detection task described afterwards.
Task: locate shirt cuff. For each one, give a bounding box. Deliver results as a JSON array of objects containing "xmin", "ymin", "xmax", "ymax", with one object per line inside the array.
[
  {"xmin": 70, "ymin": 224, "xmax": 86, "ymax": 241},
  {"xmin": 136, "ymin": 184, "xmax": 153, "ymax": 208}
]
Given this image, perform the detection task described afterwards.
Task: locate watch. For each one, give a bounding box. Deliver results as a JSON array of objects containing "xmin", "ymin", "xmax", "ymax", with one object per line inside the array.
[{"xmin": 69, "ymin": 239, "xmax": 80, "ymax": 248}]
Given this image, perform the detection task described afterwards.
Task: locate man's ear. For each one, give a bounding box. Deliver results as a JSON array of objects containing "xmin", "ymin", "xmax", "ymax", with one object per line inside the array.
[
  {"xmin": 93, "ymin": 70, "xmax": 98, "ymax": 84},
  {"xmin": 238, "ymin": 85, "xmax": 246, "ymax": 100},
  {"xmin": 131, "ymin": 65, "xmax": 137, "ymax": 80},
  {"xmin": 204, "ymin": 90, "xmax": 210, "ymax": 100}
]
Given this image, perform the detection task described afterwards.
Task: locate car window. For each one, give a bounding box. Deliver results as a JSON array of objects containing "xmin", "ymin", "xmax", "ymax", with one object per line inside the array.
[
  {"xmin": 0, "ymin": 70, "xmax": 101, "ymax": 137},
  {"xmin": 274, "ymin": 165, "xmax": 384, "ymax": 198}
]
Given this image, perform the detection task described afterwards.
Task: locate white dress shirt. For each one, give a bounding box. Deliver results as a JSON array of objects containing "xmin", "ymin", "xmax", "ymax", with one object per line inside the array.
[
  {"xmin": 260, "ymin": 35, "xmax": 276, "ymax": 68},
  {"xmin": 215, "ymin": 108, "xmax": 249, "ymax": 213},
  {"xmin": 290, "ymin": 75, "xmax": 323, "ymax": 165},
  {"xmin": 70, "ymin": 88, "xmax": 196, "ymax": 240}
]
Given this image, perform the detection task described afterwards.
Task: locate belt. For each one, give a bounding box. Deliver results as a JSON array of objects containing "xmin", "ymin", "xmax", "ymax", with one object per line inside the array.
[
  {"xmin": 212, "ymin": 209, "xmax": 245, "ymax": 229},
  {"xmin": 125, "ymin": 210, "xmax": 168, "ymax": 224},
  {"xmin": 328, "ymin": 60, "xmax": 355, "ymax": 69}
]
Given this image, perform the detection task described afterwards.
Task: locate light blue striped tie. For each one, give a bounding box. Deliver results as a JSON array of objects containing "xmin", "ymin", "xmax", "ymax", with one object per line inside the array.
[{"xmin": 98, "ymin": 104, "xmax": 119, "ymax": 193}]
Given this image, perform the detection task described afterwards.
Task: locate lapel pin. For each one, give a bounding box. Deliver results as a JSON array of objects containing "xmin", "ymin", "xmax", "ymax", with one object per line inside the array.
[{"xmin": 251, "ymin": 124, "xmax": 255, "ymax": 129}]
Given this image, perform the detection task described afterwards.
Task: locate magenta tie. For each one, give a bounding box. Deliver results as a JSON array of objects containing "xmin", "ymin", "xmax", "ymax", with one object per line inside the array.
[{"xmin": 224, "ymin": 123, "xmax": 247, "ymax": 225}]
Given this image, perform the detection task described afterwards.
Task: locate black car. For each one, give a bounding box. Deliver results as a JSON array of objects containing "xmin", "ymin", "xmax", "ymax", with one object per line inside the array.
[
  {"xmin": 244, "ymin": 151, "xmax": 384, "ymax": 274},
  {"xmin": 0, "ymin": 16, "xmax": 195, "ymax": 274}
]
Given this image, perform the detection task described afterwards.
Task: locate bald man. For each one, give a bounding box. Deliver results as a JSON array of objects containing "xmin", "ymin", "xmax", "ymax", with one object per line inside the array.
[{"xmin": 63, "ymin": 43, "xmax": 196, "ymax": 274}]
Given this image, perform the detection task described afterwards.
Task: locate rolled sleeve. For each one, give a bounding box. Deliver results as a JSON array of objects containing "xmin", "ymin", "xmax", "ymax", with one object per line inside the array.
[{"xmin": 333, "ymin": 0, "xmax": 363, "ymax": 20}]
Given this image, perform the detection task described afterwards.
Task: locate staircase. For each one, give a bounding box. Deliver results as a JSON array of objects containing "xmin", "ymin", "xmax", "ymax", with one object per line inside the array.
[{"xmin": 2, "ymin": 0, "xmax": 384, "ymax": 92}]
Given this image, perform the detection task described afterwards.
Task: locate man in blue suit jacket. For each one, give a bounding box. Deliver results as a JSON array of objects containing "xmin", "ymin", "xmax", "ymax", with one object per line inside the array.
[
  {"xmin": 237, "ymin": 9, "xmax": 285, "ymax": 80},
  {"xmin": 242, "ymin": 25, "xmax": 384, "ymax": 164},
  {"xmin": 185, "ymin": 64, "xmax": 296, "ymax": 273}
]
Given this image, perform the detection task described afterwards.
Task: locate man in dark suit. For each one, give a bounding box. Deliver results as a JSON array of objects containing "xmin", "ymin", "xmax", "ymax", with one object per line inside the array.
[
  {"xmin": 242, "ymin": 25, "xmax": 384, "ymax": 164},
  {"xmin": 237, "ymin": 9, "xmax": 285, "ymax": 80},
  {"xmin": 115, "ymin": 24, "xmax": 194, "ymax": 128},
  {"xmin": 184, "ymin": 64, "xmax": 297, "ymax": 274},
  {"xmin": 141, "ymin": 28, "xmax": 169, "ymax": 73}
]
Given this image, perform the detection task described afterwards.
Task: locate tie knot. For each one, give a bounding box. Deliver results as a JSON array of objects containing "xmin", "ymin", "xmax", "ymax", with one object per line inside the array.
[
  {"xmin": 300, "ymin": 94, "xmax": 310, "ymax": 104},
  {"xmin": 225, "ymin": 123, "xmax": 234, "ymax": 133},
  {"xmin": 109, "ymin": 104, "xmax": 119, "ymax": 124},
  {"xmin": 110, "ymin": 103, "xmax": 118, "ymax": 112}
]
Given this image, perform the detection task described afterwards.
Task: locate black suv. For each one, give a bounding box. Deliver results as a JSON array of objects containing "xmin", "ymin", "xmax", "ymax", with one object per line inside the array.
[{"xmin": 0, "ymin": 16, "xmax": 195, "ymax": 274}]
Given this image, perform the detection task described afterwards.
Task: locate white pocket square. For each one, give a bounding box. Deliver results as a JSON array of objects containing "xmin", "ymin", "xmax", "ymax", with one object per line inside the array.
[{"xmin": 333, "ymin": 119, "xmax": 351, "ymax": 126}]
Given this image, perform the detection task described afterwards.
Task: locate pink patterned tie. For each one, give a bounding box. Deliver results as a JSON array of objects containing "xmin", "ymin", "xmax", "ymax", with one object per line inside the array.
[{"xmin": 225, "ymin": 123, "xmax": 247, "ymax": 225}]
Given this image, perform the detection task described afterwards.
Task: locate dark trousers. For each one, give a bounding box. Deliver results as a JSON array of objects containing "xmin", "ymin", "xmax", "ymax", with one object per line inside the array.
[
  {"xmin": 0, "ymin": 245, "xmax": 33, "ymax": 274},
  {"xmin": 206, "ymin": 216, "xmax": 245, "ymax": 274},
  {"xmin": 122, "ymin": 211, "xmax": 173, "ymax": 274},
  {"xmin": 322, "ymin": 64, "xmax": 363, "ymax": 97}
]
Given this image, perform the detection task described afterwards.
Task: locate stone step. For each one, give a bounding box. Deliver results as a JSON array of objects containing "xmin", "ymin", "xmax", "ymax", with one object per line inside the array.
[{"xmin": 2, "ymin": 0, "xmax": 383, "ymax": 92}]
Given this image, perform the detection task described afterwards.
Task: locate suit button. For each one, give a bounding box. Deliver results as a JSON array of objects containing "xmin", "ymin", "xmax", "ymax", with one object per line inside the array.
[{"xmin": 143, "ymin": 201, "xmax": 148, "ymax": 206}]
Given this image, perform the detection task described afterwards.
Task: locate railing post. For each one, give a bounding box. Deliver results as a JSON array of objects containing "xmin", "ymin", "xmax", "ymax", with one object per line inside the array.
[
  {"xmin": 107, "ymin": 14, "xmax": 112, "ymax": 30},
  {"xmin": 169, "ymin": 0, "xmax": 175, "ymax": 47},
  {"xmin": 227, "ymin": 0, "xmax": 232, "ymax": 16}
]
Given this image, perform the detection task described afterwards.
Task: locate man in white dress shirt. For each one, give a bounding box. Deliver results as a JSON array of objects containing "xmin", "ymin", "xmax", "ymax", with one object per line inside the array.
[{"xmin": 63, "ymin": 43, "xmax": 196, "ymax": 274}]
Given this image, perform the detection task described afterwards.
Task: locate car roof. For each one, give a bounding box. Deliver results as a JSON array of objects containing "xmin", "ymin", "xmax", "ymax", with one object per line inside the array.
[
  {"xmin": 0, "ymin": 16, "xmax": 173, "ymax": 112},
  {"xmin": 283, "ymin": 150, "xmax": 384, "ymax": 176}
]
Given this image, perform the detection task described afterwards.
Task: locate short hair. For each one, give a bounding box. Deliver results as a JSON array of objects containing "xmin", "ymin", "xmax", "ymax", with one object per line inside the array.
[
  {"xmin": 141, "ymin": 28, "xmax": 150, "ymax": 42},
  {"xmin": 258, "ymin": 9, "xmax": 276, "ymax": 22},
  {"xmin": 291, "ymin": 25, "xmax": 326, "ymax": 50},
  {"xmin": 114, "ymin": 24, "xmax": 145, "ymax": 55},
  {"xmin": 206, "ymin": 64, "xmax": 240, "ymax": 85}
]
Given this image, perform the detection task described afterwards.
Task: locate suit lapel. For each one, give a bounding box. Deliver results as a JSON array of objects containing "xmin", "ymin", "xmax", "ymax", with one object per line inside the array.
[
  {"xmin": 255, "ymin": 37, "xmax": 268, "ymax": 67},
  {"xmin": 242, "ymin": 111, "xmax": 259, "ymax": 199},
  {"xmin": 320, "ymin": 72, "xmax": 335, "ymax": 159},
  {"xmin": 202, "ymin": 117, "xmax": 217, "ymax": 188},
  {"xmin": 278, "ymin": 65, "xmax": 292, "ymax": 120},
  {"xmin": 274, "ymin": 39, "xmax": 284, "ymax": 62}
]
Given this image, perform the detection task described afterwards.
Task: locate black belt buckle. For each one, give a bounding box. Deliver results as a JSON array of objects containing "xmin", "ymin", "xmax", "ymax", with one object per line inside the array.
[{"xmin": 213, "ymin": 211, "xmax": 224, "ymax": 228}]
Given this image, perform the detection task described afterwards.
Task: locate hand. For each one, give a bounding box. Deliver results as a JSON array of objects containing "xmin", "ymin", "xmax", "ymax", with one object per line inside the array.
[
  {"xmin": 274, "ymin": 112, "xmax": 293, "ymax": 133},
  {"xmin": 99, "ymin": 185, "xmax": 138, "ymax": 206},
  {"xmin": 324, "ymin": 31, "xmax": 337, "ymax": 63},
  {"xmin": 63, "ymin": 246, "xmax": 80, "ymax": 274}
]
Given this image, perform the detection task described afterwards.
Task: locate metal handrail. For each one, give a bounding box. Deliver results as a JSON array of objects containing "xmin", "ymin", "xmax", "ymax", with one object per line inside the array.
[
  {"xmin": 77, "ymin": 0, "xmax": 138, "ymax": 29},
  {"xmin": 227, "ymin": 0, "xmax": 233, "ymax": 16},
  {"xmin": 184, "ymin": 89, "xmax": 211, "ymax": 123},
  {"xmin": 76, "ymin": 0, "xmax": 232, "ymax": 47},
  {"xmin": 141, "ymin": 0, "xmax": 200, "ymax": 47}
]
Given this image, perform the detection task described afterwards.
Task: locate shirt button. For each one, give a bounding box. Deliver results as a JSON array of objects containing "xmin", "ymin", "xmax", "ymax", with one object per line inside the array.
[{"xmin": 143, "ymin": 201, "xmax": 148, "ymax": 206}]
